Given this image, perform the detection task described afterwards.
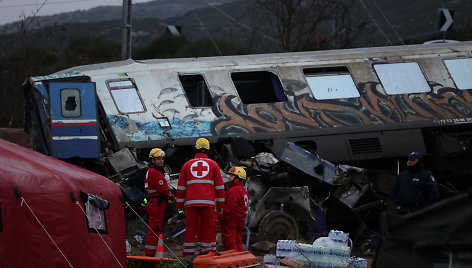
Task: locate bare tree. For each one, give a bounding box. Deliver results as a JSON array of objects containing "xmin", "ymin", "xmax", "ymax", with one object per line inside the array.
[
  {"xmin": 248, "ymin": 0, "xmax": 333, "ymax": 52},
  {"xmin": 331, "ymin": 0, "xmax": 365, "ymax": 49}
]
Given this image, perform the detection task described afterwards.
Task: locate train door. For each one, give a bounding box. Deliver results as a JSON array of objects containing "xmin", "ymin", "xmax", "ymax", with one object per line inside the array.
[{"xmin": 49, "ymin": 82, "xmax": 99, "ymax": 158}]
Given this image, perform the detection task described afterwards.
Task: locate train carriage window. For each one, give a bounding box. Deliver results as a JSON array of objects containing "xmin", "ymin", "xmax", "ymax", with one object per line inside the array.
[
  {"xmin": 107, "ymin": 79, "xmax": 146, "ymax": 114},
  {"xmin": 60, "ymin": 88, "xmax": 81, "ymax": 117},
  {"xmin": 179, "ymin": 74, "xmax": 214, "ymax": 107},
  {"xmin": 231, "ymin": 71, "xmax": 288, "ymax": 104},
  {"xmin": 303, "ymin": 66, "xmax": 359, "ymax": 99},
  {"xmin": 444, "ymin": 58, "xmax": 472, "ymax": 90},
  {"xmin": 374, "ymin": 62, "xmax": 430, "ymax": 94}
]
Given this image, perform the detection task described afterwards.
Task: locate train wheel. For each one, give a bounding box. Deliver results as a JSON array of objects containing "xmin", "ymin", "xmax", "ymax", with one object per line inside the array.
[{"xmin": 257, "ymin": 211, "xmax": 298, "ymax": 243}]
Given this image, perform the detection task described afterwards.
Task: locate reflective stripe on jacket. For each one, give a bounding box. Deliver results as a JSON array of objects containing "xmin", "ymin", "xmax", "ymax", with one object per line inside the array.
[
  {"xmin": 145, "ymin": 166, "xmax": 171, "ymax": 198},
  {"xmin": 220, "ymin": 180, "xmax": 248, "ymax": 223}
]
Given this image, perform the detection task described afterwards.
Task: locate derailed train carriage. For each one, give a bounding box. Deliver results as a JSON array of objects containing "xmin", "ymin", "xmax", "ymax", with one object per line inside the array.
[{"xmin": 23, "ymin": 41, "xmax": 472, "ymax": 242}]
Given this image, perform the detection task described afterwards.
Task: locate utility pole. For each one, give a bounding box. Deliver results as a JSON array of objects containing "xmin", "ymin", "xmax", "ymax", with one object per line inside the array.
[{"xmin": 121, "ymin": 0, "xmax": 132, "ymax": 59}]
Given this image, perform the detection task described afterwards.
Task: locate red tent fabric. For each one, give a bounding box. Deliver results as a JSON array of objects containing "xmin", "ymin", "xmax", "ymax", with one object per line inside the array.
[{"xmin": 0, "ymin": 138, "xmax": 126, "ymax": 267}]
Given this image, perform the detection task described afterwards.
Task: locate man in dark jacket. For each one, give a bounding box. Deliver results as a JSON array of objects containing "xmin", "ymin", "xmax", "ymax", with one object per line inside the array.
[{"xmin": 392, "ymin": 152, "xmax": 439, "ymax": 215}]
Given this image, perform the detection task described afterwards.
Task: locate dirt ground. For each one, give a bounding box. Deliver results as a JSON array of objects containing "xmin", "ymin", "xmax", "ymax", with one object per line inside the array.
[
  {"xmin": 125, "ymin": 211, "xmax": 374, "ymax": 268},
  {"xmin": 125, "ymin": 208, "xmax": 268, "ymax": 266}
]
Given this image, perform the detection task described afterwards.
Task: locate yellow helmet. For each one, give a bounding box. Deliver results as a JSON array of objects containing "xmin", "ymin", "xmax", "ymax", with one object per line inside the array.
[
  {"xmin": 195, "ymin": 138, "xmax": 210, "ymax": 150},
  {"xmin": 149, "ymin": 148, "xmax": 165, "ymax": 159},
  {"xmin": 228, "ymin": 166, "xmax": 247, "ymax": 181}
]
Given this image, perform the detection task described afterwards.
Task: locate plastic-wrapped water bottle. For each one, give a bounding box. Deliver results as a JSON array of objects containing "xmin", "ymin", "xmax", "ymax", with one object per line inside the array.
[
  {"xmin": 305, "ymin": 244, "xmax": 313, "ymax": 263},
  {"xmin": 281, "ymin": 240, "xmax": 287, "ymax": 256},
  {"xmin": 300, "ymin": 244, "xmax": 309, "ymax": 262},
  {"xmin": 329, "ymin": 230, "xmax": 340, "ymax": 246},
  {"xmin": 287, "ymin": 240, "xmax": 295, "ymax": 257},
  {"xmin": 311, "ymin": 246, "xmax": 322, "ymax": 268},
  {"xmin": 264, "ymin": 254, "xmax": 276, "ymax": 265},
  {"xmin": 291, "ymin": 243, "xmax": 309, "ymax": 262},
  {"xmin": 329, "ymin": 230, "xmax": 349, "ymax": 247},
  {"xmin": 348, "ymin": 257, "xmax": 367, "ymax": 268},
  {"xmin": 291, "ymin": 243, "xmax": 300, "ymax": 259},
  {"xmin": 276, "ymin": 240, "xmax": 284, "ymax": 256},
  {"xmin": 277, "ymin": 240, "xmax": 296, "ymax": 257},
  {"xmin": 276, "ymin": 240, "xmax": 281, "ymax": 256},
  {"xmin": 341, "ymin": 246, "xmax": 351, "ymax": 263},
  {"xmin": 321, "ymin": 246, "xmax": 329, "ymax": 264},
  {"xmin": 294, "ymin": 243, "xmax": 305, "ymax": 261}
]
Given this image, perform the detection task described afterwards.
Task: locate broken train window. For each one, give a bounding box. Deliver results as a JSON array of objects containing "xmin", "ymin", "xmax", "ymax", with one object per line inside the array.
[
  {"xmin": 107, "ymin": 79, "xmax": 146, "ymax": 114},
  {"xmin": 80, "ymin": 192, "xmax": 109, "ymax": 234},
  {"xmin": 303, "ymin": 66, "xmax": 360, "ymax": 100},
  {"xmin": 179, "ymin": 74, "xmax": 214, "ymax": 107},
  {"xmin": 231, "ymin": 70, "xmax": 288, "ymax": 104},
  {"xmin": 60, "ymin": 88, "xmax": 82, "ymax": 118}
]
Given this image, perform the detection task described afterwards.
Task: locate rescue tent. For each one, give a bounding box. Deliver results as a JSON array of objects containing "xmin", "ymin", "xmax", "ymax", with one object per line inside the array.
[{"xmin": 0, "ymin": 138, "xmax": 126, "ymax": 267}]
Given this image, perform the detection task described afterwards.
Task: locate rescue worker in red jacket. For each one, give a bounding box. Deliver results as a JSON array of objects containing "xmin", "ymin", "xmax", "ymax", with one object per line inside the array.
[
  {"xmin": 220, "ymin": 166, "xmax": 248, "ymax": 252},
  {"xmin": 144, "ymin": 148, "xmax": 175, "ymax": 256},
  {"xmin": 176, "ymin": 138, "xmax": 225, "ymax": 257}
]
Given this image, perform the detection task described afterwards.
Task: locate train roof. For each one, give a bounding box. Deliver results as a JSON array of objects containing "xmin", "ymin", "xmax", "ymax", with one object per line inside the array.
[{"xmin": 46, "ymin": 41, "xmax": 472, "ymax": 79}]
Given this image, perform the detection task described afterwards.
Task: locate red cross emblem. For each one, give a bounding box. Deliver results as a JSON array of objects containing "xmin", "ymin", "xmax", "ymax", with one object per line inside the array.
[{"xmin": 191, "ymin": 160, "xmax": 210, "ymax": 178}]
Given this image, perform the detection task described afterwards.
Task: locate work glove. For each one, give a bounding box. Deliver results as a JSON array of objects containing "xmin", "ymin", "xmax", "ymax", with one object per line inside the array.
[
  {"xmin": 139, "ymin": 197, "xmax": 148, "ymax": 211},
  {"xmin": 178, "ymin": 209, "xmax": 185, "ymax": 220}
]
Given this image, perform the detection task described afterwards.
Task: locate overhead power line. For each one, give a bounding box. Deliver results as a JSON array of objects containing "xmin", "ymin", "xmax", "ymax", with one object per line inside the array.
[
  {"xmin": 371, "ymin": 0, "xmax": 405, "ymax": 45},
  {"xmin": 359, "ymin": 0, "xmax": 392, "ymax": 45},
  {"xmin": 21, "ymin": 0, "xmax": 49, "ymax": 29},
  {"xmin": 193, "ymin": 10, "xmax": 223, "ymax": 56},
  {"xmin": 132, "ymin": 0, "xmax": 167, "ymax": 27},
  {"xmin": 112, "ymin": 0, "xmax": 167, "ymax": 31},
  {"xmin": 199, "ymin": 0, "xmax": 281, "ymax": 44},
  {"xmin": 0, "ymin": 0, "xmax": 94, "ymax": 8}
]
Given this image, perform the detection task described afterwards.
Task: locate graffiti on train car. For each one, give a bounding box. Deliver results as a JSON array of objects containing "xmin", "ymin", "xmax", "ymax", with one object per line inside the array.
[
  {"xmin": 108, "ymin": 114, "xmax": 213, "ymax": 142},
  {"xmin": 212, "ymin": 81, "xmax": 472, "ymax": 135},
  {"xmin": 105, "ymin": 79, "xmax": 472, "ymax": 142}
]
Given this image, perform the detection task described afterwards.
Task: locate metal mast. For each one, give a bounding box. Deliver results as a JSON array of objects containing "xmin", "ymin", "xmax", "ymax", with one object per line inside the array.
[{"xmin": 121, "ymin": 0, "xmax": 132, "ymax": 59}]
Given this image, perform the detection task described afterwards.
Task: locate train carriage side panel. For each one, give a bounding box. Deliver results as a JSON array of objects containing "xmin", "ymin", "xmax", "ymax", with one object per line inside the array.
[
  {"xmin": 91, "ymin": 70, "xmax": 220, "ymax": 149},
  {"xmin": 28, "ymin": 42, "xmax": 472, "ymax": 166}
]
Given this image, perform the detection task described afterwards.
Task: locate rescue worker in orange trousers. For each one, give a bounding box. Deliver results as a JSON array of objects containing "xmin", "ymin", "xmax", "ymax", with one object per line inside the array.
[
  {"xmin": 220, "ymin": 166, "xmax": 248, "ymax": 251},
  {"xmin": 144, "ymin": 148, "xmax": 175, "ymax": 256},
  {"xmin": 176, "ymin": 138, "xmax": 225, "ymax": 257}
]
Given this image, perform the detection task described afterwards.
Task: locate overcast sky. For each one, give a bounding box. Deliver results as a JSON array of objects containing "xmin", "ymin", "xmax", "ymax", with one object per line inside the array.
[{"xmin": 0, "ymin": 0, "xmax": 153, "ymax": 25}]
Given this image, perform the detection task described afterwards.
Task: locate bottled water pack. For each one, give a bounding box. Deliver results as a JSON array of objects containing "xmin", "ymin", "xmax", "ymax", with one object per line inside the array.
[
  {"xmin": 276, "ymin": 240, "xmax": 296, "ymax": 257},
  {"xmin": 329, "ymin": 230, "xmax": 350, "ymax": 247},
  {"xmin": 263, "ymin": 254, "xmax": 277, "ymax": 265},
  {"xmin": 275, "ymin": 230, "xmax": 352, "ymax": 268},
  {"xmin": 348, "ymin": 257, "xmax": 368, "ymax": 268}
]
